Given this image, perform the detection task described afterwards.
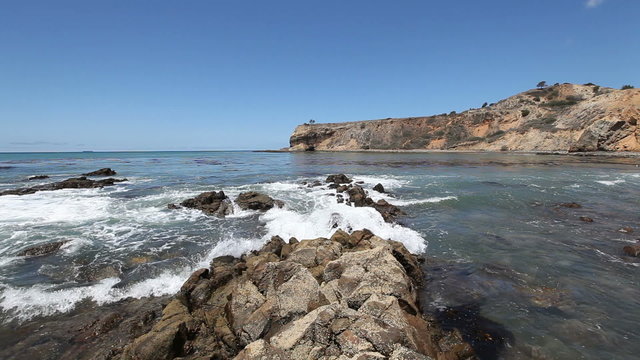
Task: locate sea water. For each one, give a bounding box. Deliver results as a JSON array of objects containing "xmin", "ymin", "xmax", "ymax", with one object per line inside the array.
[{"xmin": 0, "ymin": 151, "xmax": 638, "ymax": 359}]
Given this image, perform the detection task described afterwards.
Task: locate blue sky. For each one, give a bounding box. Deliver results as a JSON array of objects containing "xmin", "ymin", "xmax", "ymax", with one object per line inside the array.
[{"xmin": 1, "ymin": 0, "xmax": 638, "ymax": 151}]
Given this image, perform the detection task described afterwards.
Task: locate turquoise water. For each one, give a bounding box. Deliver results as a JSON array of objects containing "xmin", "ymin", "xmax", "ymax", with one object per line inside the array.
[{"xmin": 0, "ymin": 151, "xmax": 639, "ymax": 359}]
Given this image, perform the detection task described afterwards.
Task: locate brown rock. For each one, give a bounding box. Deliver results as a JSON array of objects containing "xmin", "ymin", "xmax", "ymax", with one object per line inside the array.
[
  {"xmin": 623, "ymin": 243, "xmax": 640, "ymax": 257},
  {"xmin": 326, "ymin": 174, "xmax": 352, "ymax": 184},
  {"xmin": 579, "ymin": 216, "xmax": 594, "ymax": 223},
  {"xmin": 236, "ymin": 191, "xmax": 284, "ymax": 211},
  {"xmin": 179, "ymin": 190, "xmax": 233, "ymax": 217}
]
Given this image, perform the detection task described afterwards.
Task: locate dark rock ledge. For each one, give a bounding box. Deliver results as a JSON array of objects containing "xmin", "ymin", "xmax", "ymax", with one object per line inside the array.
[
  {"xmin": 0, "ymin": 176, "xmax": 127, "ymax": 196},
  {"xmin": 117, "ymin": 230, "xmax": 474, "ymax": 360}
]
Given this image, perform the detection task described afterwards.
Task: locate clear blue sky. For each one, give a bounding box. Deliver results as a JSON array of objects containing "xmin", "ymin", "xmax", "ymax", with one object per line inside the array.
[{"xmin": 1, "ymin": 0, "xmax": 638, "ymax": 151}]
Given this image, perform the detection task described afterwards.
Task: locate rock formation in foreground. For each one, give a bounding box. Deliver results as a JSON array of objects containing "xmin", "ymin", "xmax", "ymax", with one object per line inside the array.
[
  {"xmin": 288, "ymin": 84, "xmax": 640, "ymax": 152},
  {"xmin": 120, "ymin": 230, "xmax": 474, "ymax": 360}
]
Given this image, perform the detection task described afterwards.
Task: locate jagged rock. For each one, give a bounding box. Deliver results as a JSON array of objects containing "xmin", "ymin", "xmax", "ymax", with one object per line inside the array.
[
  {"xmin": 27, "ymin": 175, "xmax": 49, "ymax": 180},
  {"xmin": 83, "ymin": 168, "xmax": 117, "ymax": 176},
  {"xmin": 17, "ymin": 240, "xmax": 69, "ymax": 257},
  {"xmin": 344, "ymin": 185, "xmax": 405, "ymax": 222},
  {"xmin": 0, "ymin": 177, "xmax": 127, "ymax": 196},
  {"xmin": 346, "ymin": 185, "xmax": 369, "ymax": 207},
  {"xmin": 372, "ymin": 183, "xmax": 385, "ymax": 193},
  {"xmin": 326, "ymin": 174, "xmax": 352, "ymax": 184},
  {"xmin": 373, "ymin": 199, "xmax": 406, "ymax": 222},
  {"xmin": 236, "ymin": 191, "xmax": 284, "ymax": 211},
  {"xmin": 178, "ymin": 191, "xmax": 233, "ymax": 216},
  {"xmin": 119, "ymin": 230, "xmax": 472, "ymax": 360},
  {"xmin": 121, "ymin": 299, "xmax": 194, "ymax": 360}
]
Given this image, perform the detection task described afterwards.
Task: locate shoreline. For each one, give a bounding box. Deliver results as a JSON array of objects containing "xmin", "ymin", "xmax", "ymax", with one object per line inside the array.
[{"xmin": 258, "ymin": 148, "xmax": 640, "ymax": 157}]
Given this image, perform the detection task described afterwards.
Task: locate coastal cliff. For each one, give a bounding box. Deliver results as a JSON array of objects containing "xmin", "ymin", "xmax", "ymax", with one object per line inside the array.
[{"xmin": 288, "ymin": 84, "xmax": 640, "ymax": 152}]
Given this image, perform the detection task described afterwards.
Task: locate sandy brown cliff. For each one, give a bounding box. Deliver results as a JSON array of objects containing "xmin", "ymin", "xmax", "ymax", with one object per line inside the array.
[{"xmin": 288, "ymin": 84, "xmax": 640, "ymax": 152}]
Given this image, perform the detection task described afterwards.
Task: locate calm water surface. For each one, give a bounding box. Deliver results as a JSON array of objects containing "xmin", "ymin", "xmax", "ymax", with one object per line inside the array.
[{"xmin": 0, "ymin": 151, "xmax": 638, "ymax": 359}]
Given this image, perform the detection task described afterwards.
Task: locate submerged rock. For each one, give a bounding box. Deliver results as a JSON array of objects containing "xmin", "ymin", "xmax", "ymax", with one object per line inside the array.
[
  {"xmin": 618, "ymin": 226, "xmax": 634, "ymax": 234},
  {"xmin": 0, "ymin": 176, "xmax": 127, "ymax": 196},
  {"xmin": 235, "ymin": 191, "xmax": 284, "ymax": 211},
  {"xmin": 120, "ymin": 230, "xmax": 473, "ymax": 360},
  {"xmin": 177, "ymin": 191, "xmax": 233, "ymax": 217},
  {"xmin": 82, "ymin": 168, "xmax": 117, "ymax": 176},
  {"xmin": 27, "ymin": 175, "xmax": 49, "ymax": 180},
  {"xmin": 623, "ymin": 243, "xmax": 640, "ymax": 257},
  {"xmin": 579, "ymin": 216, "xmax": 594, "ymax": 223},
  {"xmin": 17, "ymin": 240, "xmax": 70, "ymax": 257},
  {"xmin": 557, "ymin": 202, "xmax": 582, "ymax": 209}
]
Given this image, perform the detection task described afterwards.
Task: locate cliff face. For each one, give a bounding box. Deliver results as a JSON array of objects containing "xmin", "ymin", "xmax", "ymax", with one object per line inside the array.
[{"xmin": 288, "ymin": 84, "xmax": 640, "ymax": 152}]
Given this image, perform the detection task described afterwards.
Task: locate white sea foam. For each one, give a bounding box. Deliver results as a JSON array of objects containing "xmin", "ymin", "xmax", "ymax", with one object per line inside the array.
[
  {"xmin": 0, "ymin": 175, "xmax": 433, "ymax": 322},
  {"xmin": 0, "ymin": 188, "xmax": 112, "ymax": 225},
  {"xmin": 595, "ymin": 179, "xmax": 625, "ymax": 186},
  {"xmin": 389, "ymin": 196, "xmax": 458, "ymax": 206}
]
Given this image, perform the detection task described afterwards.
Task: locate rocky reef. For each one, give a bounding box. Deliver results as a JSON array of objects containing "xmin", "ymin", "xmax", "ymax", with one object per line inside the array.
[
  {"xmin": 0, "ymin": 176, "xmax": 127, "ymax": 196},
  {"xmin": 287, "ymin": 84, "xmax": 640, "ymax": 152},
  {"xmin": 119, "ymin": 230, "xmax": 473, "ymax": 360}
]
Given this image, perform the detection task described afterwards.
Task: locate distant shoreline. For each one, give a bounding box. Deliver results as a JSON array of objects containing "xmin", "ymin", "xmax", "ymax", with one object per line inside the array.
[{"xmin": 257, "ymin": 149, "xmax": 640, "ymax": 157}]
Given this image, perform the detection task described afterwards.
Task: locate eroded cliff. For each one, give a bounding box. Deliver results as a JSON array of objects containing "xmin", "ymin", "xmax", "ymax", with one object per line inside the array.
[{"xmin": 288, "ymin": 84, "xmax": 640, "ymax": 152}]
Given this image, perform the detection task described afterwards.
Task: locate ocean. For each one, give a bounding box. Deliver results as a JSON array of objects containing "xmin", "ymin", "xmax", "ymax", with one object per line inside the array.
[{"xmin": 0, "ymin": 151, "xmax": 638, "ymax": 359}]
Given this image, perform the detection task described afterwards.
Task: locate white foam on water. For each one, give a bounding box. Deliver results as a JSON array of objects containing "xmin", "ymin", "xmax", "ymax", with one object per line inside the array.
[
  {"xmin": 595, "ymin": 179, "xmax": 625, "ymax": 186},
  {"xmin": 260, "ymin": 192, "xmax": 427, "ymax": 254},
  {"xmin": 351, "ymin": 175, "xmax": 409, "ymax": 190},
  {"xmin": 389, "ymin": 196, "xmax": 458, "ymax": 206},
  {"xmin": 0, "ymin": 174, "xmax": 432, "ymax": 322},
  {"xmin": 0, "ymin": 188, "xmax": 112, "ymax": 225}
]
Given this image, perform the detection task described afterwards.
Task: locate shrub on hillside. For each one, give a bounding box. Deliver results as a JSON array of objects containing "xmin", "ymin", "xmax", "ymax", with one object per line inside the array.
[{"xmin": 521, "ymin": 109, "xmax": 530, "ymax": 117}]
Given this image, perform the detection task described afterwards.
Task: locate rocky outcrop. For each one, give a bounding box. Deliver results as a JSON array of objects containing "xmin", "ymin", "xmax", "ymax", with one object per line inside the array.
[
  {"xmin": 0, "ymin": 177, "xmax": 127, "ymax": 196},
  {"xmin": 17, "ymin": 240, "xmax": 70, "ymax": 257},
  {"xmin": 171, "ymin": 191, "xmax": 234, "ymax": 217},
  {"xmin": 120, "ymin": 231, "xmax": 474, "ymax": 360},
  {"xmin": 235, "ymin": 191, "xmax": 284, "ymax": 211},
  {"xmin": 287, "ymin": 84, "xmax": 640, "ymax": 152},
  {"xmin": 83, "ymin": 168, "xmax": 117, "ymax": 176}
]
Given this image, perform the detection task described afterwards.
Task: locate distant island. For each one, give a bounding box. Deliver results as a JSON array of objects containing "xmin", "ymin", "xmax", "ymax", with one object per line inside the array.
[{"xmin": 286, "ymin": 83, "xmax": 640, "ymax": 153}]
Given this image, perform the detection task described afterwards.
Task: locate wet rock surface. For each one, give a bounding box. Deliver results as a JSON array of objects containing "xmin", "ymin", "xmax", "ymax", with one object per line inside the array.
[
  {"xmin": 235, "ymin": 191, "xmax": 284, "ymax": 211},
  {"xmin": 116, "ymin": 231, "xmax": 473, "ymax": 360},
  {"xmin": 327, "ymin": 179, "xmax": 405, "ymax": 222},
  {"xmin": 16, "ymin": 240, "xmax": 70, "ymax": 257},
  {"xmin": 0, "ymin": 296, "xmax": 170, "ymax": 360},
  {"xmin": 172, "ymin": 191, "xmax": 234, "ymax": 217},
  {"xmin": 0, "ymin": 176, "xmax": 127, "ymax": 196},
  {"xmin": 83, "ymin": 168, "xmax": 117, "ymax": 176}
]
